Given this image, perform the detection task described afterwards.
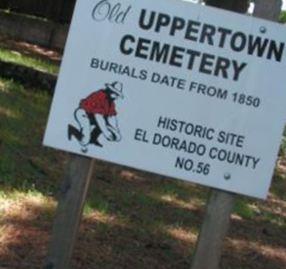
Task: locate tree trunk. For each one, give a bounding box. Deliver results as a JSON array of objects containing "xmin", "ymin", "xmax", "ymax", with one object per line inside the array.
[
  {"xmin": 253, "ymin": 0, "xmax": 282, "ymax": 21},
  {"xmin": 205, "ymin": 0, "xmax": 249, "ymax": 13}
]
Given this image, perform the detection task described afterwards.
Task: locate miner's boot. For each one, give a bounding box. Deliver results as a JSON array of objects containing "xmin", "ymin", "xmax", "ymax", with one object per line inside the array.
[{"xmin": 68, "ymin": 124, "xmax": 83, "ymax": 141}]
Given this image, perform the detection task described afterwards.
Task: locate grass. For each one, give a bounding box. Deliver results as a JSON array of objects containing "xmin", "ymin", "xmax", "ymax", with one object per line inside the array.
[
  {"xmin": 0, "ymin": 78, "xmax": 63, "ymax": 193},
  {"xmin": 0, "ymin": 188, "xmax": 55, "ymax": 216},
  {"xmin": 234, "ymin": 199, "xmax": 256, "ymax": 219},
  {"xmin": 84, "ymin": 192, "xmax": 110, "ymax": 216},
  {"xmin": 0, "ymin": 47, "xmax": 59, "ymax": 74}
]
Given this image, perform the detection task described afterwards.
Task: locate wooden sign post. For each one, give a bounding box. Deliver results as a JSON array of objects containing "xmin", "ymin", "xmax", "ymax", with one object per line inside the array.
[
  {"xmin": 44, "ymin": 155, "xmax": 94, "ymax": 269},
  {"xmin": 43, "ymin": 0, "xmax": 285, "ymax": 268},
  {"xmin": 191, "ymin": 1, "xmax": 282, "ymax": 269},
  {"xmin": 191, "ymin": 190, "xmax": 236, "ymax": 269}
]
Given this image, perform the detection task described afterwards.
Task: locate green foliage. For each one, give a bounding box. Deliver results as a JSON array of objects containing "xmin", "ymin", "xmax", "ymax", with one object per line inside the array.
[
  {"xmin": 279, "ymin": 11, "xmax": 286, "ymax": 23},
  {"xmin": 279, "ymin": 137, "xmax": 286, "ymax": 157},
  {"xmin": 278, "ymin": 126, "xmax": 286, "ymax": 157}
]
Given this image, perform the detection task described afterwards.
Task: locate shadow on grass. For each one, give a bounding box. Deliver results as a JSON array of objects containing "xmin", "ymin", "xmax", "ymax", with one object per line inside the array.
[
  {"xmin": 76, "ymin": 160, "xmax": 286, "ymax": 269},
  {"xmin": 86, "ymin": 165, "xmax": 205, "ymax": 230},
  {"xmin": 1, "ymin": 157, "xmax": 286, "ymax": 269},
  {"xmin": 0, "ymin": 78, "xmax": 66, "ymax": 194},
  {"xmin": 1, "ymin": 77, "xmax": 286, "ymax": 269}
]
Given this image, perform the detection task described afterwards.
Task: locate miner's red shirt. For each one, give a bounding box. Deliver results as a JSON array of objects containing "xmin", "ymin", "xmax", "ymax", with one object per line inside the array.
[{"xmin": 80, "ymin": 90, "xmax": 117, "ymax": 116}]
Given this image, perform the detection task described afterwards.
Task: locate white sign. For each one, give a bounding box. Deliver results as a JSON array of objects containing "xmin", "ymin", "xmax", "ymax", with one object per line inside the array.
[{"xmin": 44, "ymin": 0, "xmax": 286, "ymax": 199}]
